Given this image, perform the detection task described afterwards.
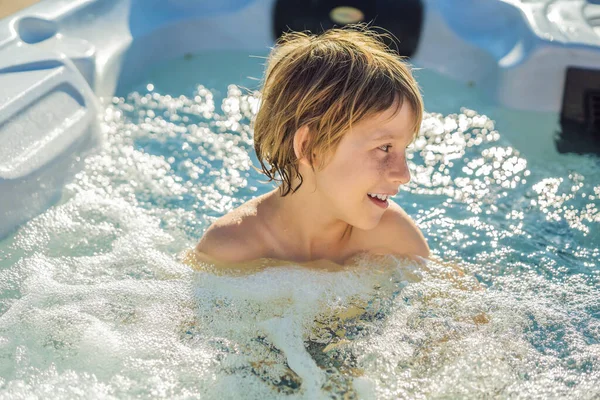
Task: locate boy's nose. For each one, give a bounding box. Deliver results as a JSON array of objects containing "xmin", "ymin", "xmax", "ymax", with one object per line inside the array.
[{"xmin": 390, "ymin": 158, "xmax": 411, "ymax": 185}]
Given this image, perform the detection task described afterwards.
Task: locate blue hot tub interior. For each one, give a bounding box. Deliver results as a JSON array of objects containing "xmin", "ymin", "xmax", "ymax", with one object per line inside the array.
[{"xmin": 0, "ymin": 0, "xmax": 599, "ymax": 398}]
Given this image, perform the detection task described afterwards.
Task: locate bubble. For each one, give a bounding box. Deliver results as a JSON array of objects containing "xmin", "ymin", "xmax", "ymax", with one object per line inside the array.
[{"xmin": 0, "ymin": 72, "xmax": 598, "ymax": 399}]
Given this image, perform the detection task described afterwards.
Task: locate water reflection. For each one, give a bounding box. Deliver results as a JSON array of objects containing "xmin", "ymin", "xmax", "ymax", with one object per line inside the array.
[{"xmin": 0, "ymin": 80, "xmax": 598, "ymax": 398}]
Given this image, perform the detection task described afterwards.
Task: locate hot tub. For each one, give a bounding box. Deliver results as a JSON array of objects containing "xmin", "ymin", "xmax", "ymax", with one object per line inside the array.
[
  {"xmin": 0, "ymin": 1, "xmax": 599, "ymax": 398},
  {"xmin": 1, "ymin": 0, "xmax": 600, "ymax": 238}
]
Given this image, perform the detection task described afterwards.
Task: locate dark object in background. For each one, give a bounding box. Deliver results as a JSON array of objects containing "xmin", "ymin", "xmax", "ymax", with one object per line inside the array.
[
  {"xmin": 557, "ymin": 67, "xmax": 600, "ymax": 155},
  {"xmin": 273, "ymin": 0, "xmax": 424, "ymax": 58}
]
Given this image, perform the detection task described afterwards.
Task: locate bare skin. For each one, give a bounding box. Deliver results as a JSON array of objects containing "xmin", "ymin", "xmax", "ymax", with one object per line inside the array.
[
  {"xmin": 185, "ymin": 99, "xmax": 433, "ymax": 274},
  {"xmin": 186, "ymin": 193, "xmax": 428, "ymax": 267},
  {"xmin": 187, "ymin": 203, "xmax": 426, "ymax": 276}
]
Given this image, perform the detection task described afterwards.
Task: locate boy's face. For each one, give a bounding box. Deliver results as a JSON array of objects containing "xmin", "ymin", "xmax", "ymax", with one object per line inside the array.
[{"xmin": 312, "ymin": 100, "xmax": 415, "ymax": 230}]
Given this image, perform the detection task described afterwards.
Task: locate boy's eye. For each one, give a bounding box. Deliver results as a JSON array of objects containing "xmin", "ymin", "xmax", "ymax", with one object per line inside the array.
[{"xmin": 378, "ymin": 144, "xmax": 392, "ymax": 153}]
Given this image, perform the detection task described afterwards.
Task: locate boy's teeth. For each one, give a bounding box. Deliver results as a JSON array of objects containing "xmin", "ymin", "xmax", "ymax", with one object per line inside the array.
[{"xmin": 368, "ymin": 193, "xmax": 388, "ymax": 201}]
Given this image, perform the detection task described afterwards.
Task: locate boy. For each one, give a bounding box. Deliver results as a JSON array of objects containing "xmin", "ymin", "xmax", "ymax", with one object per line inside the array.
[{"xmin": 191, "ymin": 25, "xmax": 430, "ymax": 269}]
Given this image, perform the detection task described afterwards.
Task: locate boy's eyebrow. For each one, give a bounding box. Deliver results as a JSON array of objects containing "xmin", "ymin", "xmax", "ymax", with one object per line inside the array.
[
  {"xmin": 369, "ymin": 130, "xmax": 415, "ymax": 146},
  {"xmin": 371, "ymin": 134, "xmax": 396, "ymax": 141},
  {"xmin": 370, "ymin": 130, "xmax": 403, "ymax": 141}
]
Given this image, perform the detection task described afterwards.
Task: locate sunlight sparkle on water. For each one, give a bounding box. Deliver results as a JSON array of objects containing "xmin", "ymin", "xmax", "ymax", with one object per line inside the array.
[{"xmin": 0, "ymin": 79, "xmax": 598, "ymax": 399}]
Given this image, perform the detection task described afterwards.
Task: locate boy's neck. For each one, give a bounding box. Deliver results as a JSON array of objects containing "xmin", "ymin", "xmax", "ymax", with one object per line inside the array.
[{"xmin": 263, "ymin": 186, "xmax": 353, "ymax": 261}]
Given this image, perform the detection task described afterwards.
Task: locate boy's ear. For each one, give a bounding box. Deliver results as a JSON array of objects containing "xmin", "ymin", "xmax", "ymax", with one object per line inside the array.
[{"xmin": 293, "ymin": 125, "xmax": 312, "ymax": 166}]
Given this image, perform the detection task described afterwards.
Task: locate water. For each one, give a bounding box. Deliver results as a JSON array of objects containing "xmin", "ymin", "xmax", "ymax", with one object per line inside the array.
[{"xmin": 0, "ymin": 50, "xmax": 598, "ymax": 399}]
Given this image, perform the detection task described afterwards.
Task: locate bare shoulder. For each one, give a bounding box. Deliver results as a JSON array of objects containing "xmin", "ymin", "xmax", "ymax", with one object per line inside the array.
[
  {"xmin": 195, "ymin": 196, "xmax": 268, "ymax": 264},
  {"xmin": 359, "ymin": 200, "xmax": 430, "ymax": 260}
]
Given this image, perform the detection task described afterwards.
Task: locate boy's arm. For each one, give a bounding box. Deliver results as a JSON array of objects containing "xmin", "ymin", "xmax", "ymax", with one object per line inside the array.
[
  {"xmin": 380, "ymin": 201, "xmax": 483, "ymax": 291},
  {"xmin": 184, "ymin": 223, "xmax": 266, "ymax": 274},
  {"xmin": 378, "ymin": 201, "xmax": 430, "ymax": 261},
  {"xmin": 378, "ymin": 206, "xmax": 488, "ymax": 327}
]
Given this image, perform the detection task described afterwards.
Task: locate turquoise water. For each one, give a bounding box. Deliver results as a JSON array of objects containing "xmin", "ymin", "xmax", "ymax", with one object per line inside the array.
[{"xmin": 0, "ymin": 50, "xmax": 598, "ymax": 399}]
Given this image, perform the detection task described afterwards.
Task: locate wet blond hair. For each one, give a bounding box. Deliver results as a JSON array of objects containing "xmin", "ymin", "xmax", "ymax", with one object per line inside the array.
[{"xmin": 253, "ymin": 24, "xmax": 423, "ymax": 196}]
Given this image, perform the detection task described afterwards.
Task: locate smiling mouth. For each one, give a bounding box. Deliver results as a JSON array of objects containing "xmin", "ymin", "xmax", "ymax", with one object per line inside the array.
[
  {"xmin": 367, "ymin": 194, "xmax": 389, "ymax": 209},
  {"xmin": 367, "ymin": 193, "xmax": 389, "ymax": 201}
]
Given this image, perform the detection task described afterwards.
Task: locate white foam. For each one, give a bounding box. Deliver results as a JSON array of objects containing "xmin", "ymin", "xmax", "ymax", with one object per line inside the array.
[{"xmin": 1, "ymin": 83, "xmax": 598, "ymax": 399}]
